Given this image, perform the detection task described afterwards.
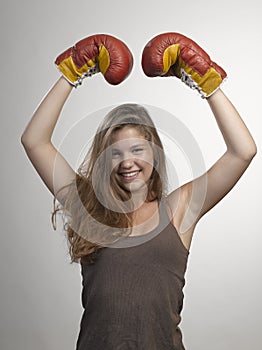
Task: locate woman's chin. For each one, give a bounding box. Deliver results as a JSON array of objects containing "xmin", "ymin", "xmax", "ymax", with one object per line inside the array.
[{"xmin": 120, "ymin": 179, "xmax": 148, "ymax": 194}]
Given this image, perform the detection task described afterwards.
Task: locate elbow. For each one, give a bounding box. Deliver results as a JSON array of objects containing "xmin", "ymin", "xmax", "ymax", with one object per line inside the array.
[
  {"xmin": 21, "ymin": 133, "xmax": 51, "ymax": 151},
  {"xmin": 248, "ymin": 144, "xmax": 257, "ymax": 161},
  {"xmin": 21, "ymin": 132, "xmax": 26, "ymax": 143},
  {"xmin": 247, "ymin": 138, "xmax": 257, "ymax": 161},
  {"xmin": 229, "ymin": 141, "xmax": 257, "ymax": 163},
  {"xmin": 20, "ymin": 133, "xmax": 27, "ymax": 147},
  {"xmin": 20, "ymin": 132, "xmax": 36, "ymax": 151},
  {"xmin": 241, "ymin": 142, "xmax": 257, "ymax": 163},
  {"xmin": 21, "ymin": 133, "xmax": 30, "ymax": 149}
]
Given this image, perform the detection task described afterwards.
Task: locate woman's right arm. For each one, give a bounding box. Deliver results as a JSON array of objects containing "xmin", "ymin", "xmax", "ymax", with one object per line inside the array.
[
  {"xmin": 21, "ymin": 34, "xmax": 133, "ymax": 198},
  {"xmin": 21, "ymin": 76, "xmax": 76, "ymax": 197}
]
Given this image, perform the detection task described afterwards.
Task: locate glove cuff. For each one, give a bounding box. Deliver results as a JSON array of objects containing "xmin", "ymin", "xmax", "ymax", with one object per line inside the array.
[
  {"xmin": 56, "ymin": 55, "xmax": 99, "ymax": 87},
  {"xmin": 180, "ymin": 66, "xmax": 225, "ymax": 98}
]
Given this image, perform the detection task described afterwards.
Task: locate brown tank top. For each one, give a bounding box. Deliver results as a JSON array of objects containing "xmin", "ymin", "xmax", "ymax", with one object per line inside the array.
[{"xmin": 76, "ymin": 198, "xmax": 189, "ymax": 350}]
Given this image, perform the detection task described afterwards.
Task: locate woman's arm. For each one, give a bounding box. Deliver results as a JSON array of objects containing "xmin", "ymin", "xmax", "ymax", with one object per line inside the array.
[
  {"xmin": 21, "ymin": 77, "xmax": 76, "ymax": 197},
  {"xmin": 173, "ymin": 88, "xmax": 257, "ymax": 236},
  {"xmin": 141, "ymin": 32, "xmax": 257, "ymax": 251},
  {"xmin": 167, "ymin": 89, "xmax": 256, "ymax": 250},
  {"xmin": 208, "ymin": 88, "xmax": 257, "ymax": 161},
  {"xmin": 21, "ymin": 34, "xmax": 133, "ymax": 199},
  {"xmin": 193, "ymin": 88, "xmax": 257, "ymax": 218},
  {"xmin": 21, "ymin": 77, "xmax": 73, "ymax": 147}
]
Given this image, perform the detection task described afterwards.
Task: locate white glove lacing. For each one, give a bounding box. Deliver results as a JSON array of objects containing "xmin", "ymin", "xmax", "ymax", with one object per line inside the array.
[
  {"xmin": 180, "ymin": 68, "xmax": 206, "ymax": 98},
  {"xmin": 75, "ymin": 65, "xmax": 100, "ymax": 87}
]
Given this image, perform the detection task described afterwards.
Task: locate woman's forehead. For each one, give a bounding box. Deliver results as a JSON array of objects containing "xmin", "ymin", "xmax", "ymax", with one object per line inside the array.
[{"xmin": 111, "ymin": 126, "xmax": 147, "ymax": 143}]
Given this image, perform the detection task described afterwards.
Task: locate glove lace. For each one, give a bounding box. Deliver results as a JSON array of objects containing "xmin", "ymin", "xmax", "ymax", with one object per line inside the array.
[
  {"xmin": 180, "ymin": 68, "xmax": 206, "ymax": 98},
  {"xmin": 75, "ymin": 65, "xmax": 100, "ymax": 87}
]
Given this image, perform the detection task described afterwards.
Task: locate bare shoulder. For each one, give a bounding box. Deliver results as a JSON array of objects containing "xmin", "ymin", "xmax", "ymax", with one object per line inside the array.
[{"xmin": 166, "ymin": 182, "xmax": 196, "ymax": 252}]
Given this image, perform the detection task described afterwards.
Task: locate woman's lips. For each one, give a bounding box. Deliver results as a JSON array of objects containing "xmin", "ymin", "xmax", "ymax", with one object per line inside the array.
[{"xmin": 118, "ymin": 170, "xmax": 141, "ymax": 182}]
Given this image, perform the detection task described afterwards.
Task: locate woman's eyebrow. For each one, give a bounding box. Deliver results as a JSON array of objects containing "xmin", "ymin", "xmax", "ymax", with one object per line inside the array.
[
  {"xmin": 131, "ymin": 143, "xmax": 146, "ymax": 148},
  {"xmin": 112, "ymin": 142, "xmax": 147, "ymax": 150}
]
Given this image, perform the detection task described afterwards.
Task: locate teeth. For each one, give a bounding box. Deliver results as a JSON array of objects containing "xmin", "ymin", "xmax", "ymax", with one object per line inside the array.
[{"xmin": 121, "ymin": 171, "xmax": 139, "ymax": 177}]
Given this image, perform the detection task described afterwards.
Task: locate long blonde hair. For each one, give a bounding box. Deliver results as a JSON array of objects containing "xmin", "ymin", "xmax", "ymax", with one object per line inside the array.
[{"xmin": 52, "ymin": 104, "xmax": 167, "ymax": 264}]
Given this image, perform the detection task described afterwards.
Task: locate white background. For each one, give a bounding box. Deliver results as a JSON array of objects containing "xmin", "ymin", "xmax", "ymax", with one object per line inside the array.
[{"xmin": 1, "ymin": 0, "xmax": 261, "ymax": 349}]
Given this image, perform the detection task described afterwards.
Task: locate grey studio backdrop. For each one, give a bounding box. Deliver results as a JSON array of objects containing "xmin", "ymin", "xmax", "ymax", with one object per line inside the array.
[{"xmin": 1, "ymin": 0, "xmax": 261, "ymax": 349}]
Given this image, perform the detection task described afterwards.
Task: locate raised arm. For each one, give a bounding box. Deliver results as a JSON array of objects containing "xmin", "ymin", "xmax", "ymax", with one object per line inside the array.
[
  {"xmin": 169, "ymin": 89, "xmax": 256, "ymax": 252},
  {"xmin": 142, "ymin": 32, "xmax": 257, "ymax": 250},
  {"xmin": 21, "ymin": 77, "xmax": 75, "ymax": 197},
  {"xmin": 172, "ymin": 89, "xmax": 256, "ymax": 250},
  {"xmin": 21, "ymin": 34, "xmax": 133, "ymax": 200},
  {"xmin": 194, "ymin": 88, "xmax": 257, "ymax": 217}
]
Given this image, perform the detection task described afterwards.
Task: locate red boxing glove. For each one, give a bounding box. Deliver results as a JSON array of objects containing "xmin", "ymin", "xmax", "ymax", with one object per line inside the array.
[
  {"xmin": 142, "ymin": 32, "xmax": 227, "ymax": 98},
  {"xmin": 55, "ymin": 34, "xmax": 133, "ymax": 86}
]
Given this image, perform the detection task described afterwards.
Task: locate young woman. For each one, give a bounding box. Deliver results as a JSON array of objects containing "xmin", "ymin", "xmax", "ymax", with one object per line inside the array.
[{"xmin": 21, "ymin": 33, "xmax": 256, "ymax": 349}]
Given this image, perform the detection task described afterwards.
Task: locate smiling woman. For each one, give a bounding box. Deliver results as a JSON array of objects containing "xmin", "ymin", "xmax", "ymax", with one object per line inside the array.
[
  {"xmin": 50, "ymin": 103, "xmax": 168, "ymax": 260},
  {"xmin": 111, "ymin": 127, "xmax": 154, "ymax": 194},
  {"xmin": 20, "ymin": 32, "xmax": 257, "ymax": 350}
]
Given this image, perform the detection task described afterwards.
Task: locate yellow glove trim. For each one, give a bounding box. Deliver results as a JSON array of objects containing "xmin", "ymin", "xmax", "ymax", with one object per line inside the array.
[
  {"xmin": 98, "ymin": 45, "xmax": 110, "ymax": 75},
  {"xmin": 163, "ymin": 44, "xmax": 180, "ymax": 74},
  {"xmin": 162, "ymin": 44, "xmax": 223, "ymax": 97},
  {"xmin": 57, "ymin": 56, "xmax": 97, "ymax": 85},
  {"xmin": 178, "ymin": 58, "xmax": 223, "ymax": 97},
  {"xmin": 57, "ymin": 45, "xmax": 110, "ymax": 85}
]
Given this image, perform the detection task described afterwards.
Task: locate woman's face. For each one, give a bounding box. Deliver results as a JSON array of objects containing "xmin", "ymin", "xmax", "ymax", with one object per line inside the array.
[{"xmin": 110, "ymin": 126, "xmax": 154, "ymax": 194}]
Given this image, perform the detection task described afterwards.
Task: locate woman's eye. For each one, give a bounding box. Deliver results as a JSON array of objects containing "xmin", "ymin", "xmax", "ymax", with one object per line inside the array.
[
  {"xmin": 112, "ymin": 150, "xmax": 121, "ymax": 158},
  {"xmin": 132, "ymin": 148, "xmax": 144, "ymax": 154}
]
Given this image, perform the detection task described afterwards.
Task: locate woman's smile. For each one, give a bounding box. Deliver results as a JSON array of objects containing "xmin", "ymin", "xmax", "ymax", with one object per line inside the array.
[
  {"xmin": 118, "ymin": 169, "xmax": 142, "ymax": 182},
  {"xmin": 111, "ymin": 126, "xmax": 154, "ymax": 193}
]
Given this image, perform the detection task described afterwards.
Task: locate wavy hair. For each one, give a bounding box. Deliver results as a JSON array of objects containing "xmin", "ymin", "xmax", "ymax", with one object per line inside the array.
[{"xmin": 52, "ymin": 104, "xmax": 168, "ymax": 264}]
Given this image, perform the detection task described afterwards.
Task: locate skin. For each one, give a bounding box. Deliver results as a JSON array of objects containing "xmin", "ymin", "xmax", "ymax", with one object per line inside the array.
[
  {"xmin": 110, "ymin": 126, "xmax": 160, "ymax": 236},
  {"xmin": 111, "ymin": 127, "xmax": 154, "ymax": 196},
  {"xmin": 167, "ymin": 89, "xmax": 257, "ymax": 251},
  {"xmin": 21, "ymin": 77, "xmax": 257, "ymax": 251}
]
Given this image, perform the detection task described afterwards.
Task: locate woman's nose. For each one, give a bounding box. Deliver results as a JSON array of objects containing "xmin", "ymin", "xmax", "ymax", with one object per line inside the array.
[{"xmin": 120, "ymin": 156, "xmax": 134, "ymax": 169}]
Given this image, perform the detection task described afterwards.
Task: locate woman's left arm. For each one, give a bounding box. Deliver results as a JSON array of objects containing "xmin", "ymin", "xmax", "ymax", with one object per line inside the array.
[{"xmin": 192, "ymin": 88, "xmax": 257, "ymax": 219}]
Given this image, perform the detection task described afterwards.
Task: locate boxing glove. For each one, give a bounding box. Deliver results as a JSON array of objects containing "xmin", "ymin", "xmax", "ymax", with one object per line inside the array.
[
  {"xmin": 55, "ymin": 34, "xmax": 133, "ymax": 87},
  {"xmin": 142, "ymin": 32, "xmax": 227, "ymax": 98}
]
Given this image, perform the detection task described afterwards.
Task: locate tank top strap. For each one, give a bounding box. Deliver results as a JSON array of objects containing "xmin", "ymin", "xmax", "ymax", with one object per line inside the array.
[
  {"xmin": 159, "ymin": 196, "xmax": 190, "ymax": 257},
  {"xmin": 158, "ymin": 196, "xmax": 172, "ymax": 223}
]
